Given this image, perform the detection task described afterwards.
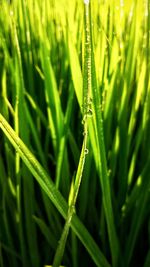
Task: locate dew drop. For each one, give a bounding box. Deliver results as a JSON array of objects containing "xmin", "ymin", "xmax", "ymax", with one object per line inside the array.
[
  {"xmin": 89, "ymin": 97, "xmax": 93, "ymax": 103},
  {"xmin": 84, "ymin": 0, "xmax": 89, "ymax": 5},
  {"xmin": 82, "ymin": 118, "xmax": 85, "ymax": 125},
  {"xmin": 87, "ymin": 108, "xmax": 93, "ymax": 117},
  {"xmin": 84, "ymin": 148, "xmax": 89, "ymax": 154},
  {"xmin": 100, "ymin": 104, "xmax": 103, "ymax": 112},
  {"xmin": 83, "ymin": 130, "xmax": 87, "ymax": 136}
]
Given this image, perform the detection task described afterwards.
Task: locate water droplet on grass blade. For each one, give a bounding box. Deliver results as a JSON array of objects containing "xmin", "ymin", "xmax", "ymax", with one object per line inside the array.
[
  {"xmin": 84, "ymin": 0, "xmax": 89, "ymax": 4},
  {"xmin": 84, "ymin": 148, "xmax": 89, "ymax": 154},
  {"xmin": 83, "ymin": 130, "xmax": 88, "ymax": 136},
  {"xmin": 87, "ymin": 108, "xmax": 93, "ymax": 117},
  {"xmin": 81, "ymin": 117, "xmax": 85, "ymax": 125}
]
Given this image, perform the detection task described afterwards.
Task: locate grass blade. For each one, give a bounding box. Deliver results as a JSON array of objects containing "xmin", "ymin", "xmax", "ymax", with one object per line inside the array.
[{"xmin": 0, "ymin": 113, "xmax": 110, "ymax": 267}]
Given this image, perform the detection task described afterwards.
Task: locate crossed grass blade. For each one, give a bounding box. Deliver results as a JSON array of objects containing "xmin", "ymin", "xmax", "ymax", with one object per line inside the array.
[{"xmin": 0, "ymin": 113, "xmax": 111, "ymax": 267}]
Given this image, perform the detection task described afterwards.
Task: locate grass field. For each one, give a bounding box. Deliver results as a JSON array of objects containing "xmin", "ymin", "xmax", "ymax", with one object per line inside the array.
[{"xmin": 0, "ymin": 0, "xmax": 150, "ymax": 266}]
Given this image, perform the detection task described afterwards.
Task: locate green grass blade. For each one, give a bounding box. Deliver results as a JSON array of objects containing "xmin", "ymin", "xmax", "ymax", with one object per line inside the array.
[
  {"xmin": 0, "ymin": 113, "xmax": 111, "ymax": 267},
  {"xmin": 85, "ymin": 1, "xmax": 120, "ymax": 266}
]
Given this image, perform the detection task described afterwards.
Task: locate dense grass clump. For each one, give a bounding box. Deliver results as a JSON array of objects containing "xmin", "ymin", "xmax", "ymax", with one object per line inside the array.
[{"xmin": 0, "ymin": 0, "xmax": 150, "ymax": 267}]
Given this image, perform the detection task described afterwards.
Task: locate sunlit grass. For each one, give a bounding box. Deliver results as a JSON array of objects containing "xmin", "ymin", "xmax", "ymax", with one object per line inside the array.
[{"xmin": 0, "ymin": 0, "xmax": 150, "ymax": 267}]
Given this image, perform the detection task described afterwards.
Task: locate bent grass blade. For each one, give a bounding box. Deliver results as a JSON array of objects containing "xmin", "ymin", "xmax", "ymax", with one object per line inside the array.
[{"xmin": 0, "ymin": 113, "xmax": 111, "ymax": 267}]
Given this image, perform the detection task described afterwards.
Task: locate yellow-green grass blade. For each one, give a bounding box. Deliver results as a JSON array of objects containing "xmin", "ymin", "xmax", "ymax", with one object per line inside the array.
[
  {"xmin": 88, "ymin": 2, "xmax": 120, "ymax": 265},
  {"xmin": 55, "ymin": 84, "xmax": 74, "ymax": 189}
]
